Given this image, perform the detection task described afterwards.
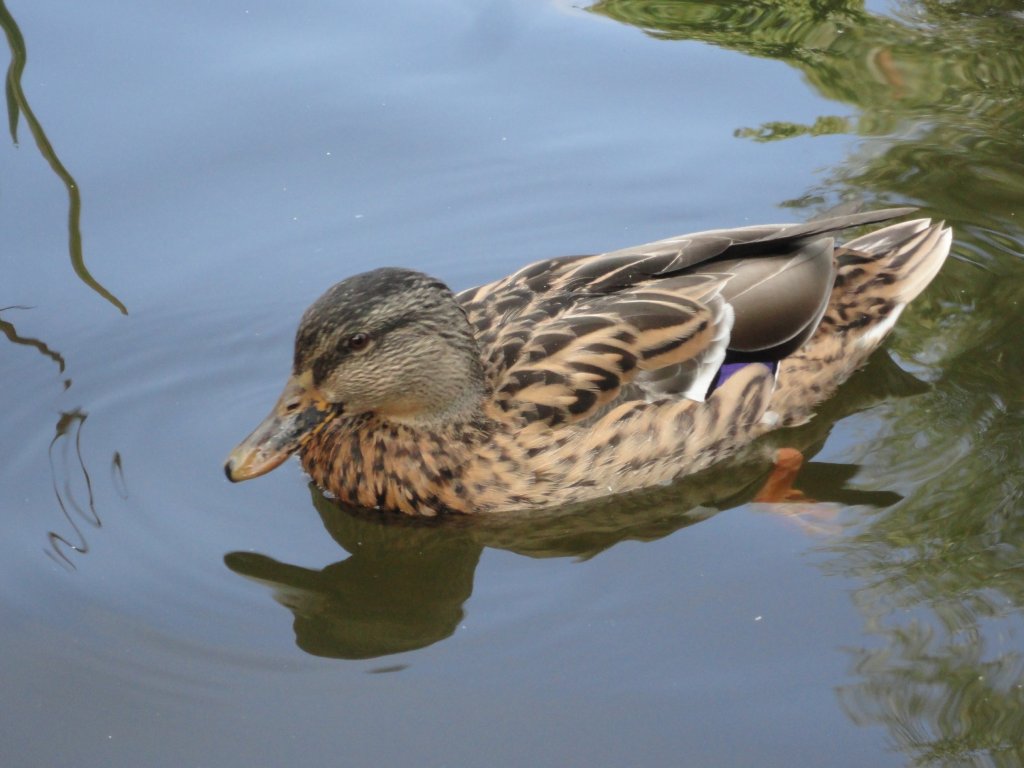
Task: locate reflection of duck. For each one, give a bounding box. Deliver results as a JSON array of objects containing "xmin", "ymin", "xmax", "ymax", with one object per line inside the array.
[
  {"xmin": 226, "ymin": 209, "xmax": 950, "ymax": 516},
  {"xmin": 227, "ymin": 399, "xmax": 912, "ymax": 661},
  {"xmin": 226, "ymin": 490, "xmax": 481, "ymax": 660}
]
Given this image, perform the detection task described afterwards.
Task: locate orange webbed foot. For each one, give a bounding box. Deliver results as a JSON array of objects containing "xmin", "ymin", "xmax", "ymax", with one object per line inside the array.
[
  {"xmin": 753, "ymin": 448, "xmax": 841, "ymax": 536},
  {"xmin": 754, "ymin": 448, "xmax": 812, "ymax": 503}
]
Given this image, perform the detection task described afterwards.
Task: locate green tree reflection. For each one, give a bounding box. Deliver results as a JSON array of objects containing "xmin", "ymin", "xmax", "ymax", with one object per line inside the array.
[
  {"xmin": 591, "ymin": 1, "xmax": 1024, "ymax": 763},
  {"xmin": 591, "ymin": 0, "xmax": 1024, "ymax": 226}
]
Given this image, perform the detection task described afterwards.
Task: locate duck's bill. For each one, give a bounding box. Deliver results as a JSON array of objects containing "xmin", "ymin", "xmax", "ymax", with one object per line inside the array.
[{"xmin": 224, "ymin": 376, "xmax": 331, "ymax": 482}]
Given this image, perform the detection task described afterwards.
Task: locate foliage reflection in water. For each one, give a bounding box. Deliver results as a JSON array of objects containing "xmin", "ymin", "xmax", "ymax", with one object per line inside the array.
[
  {"xmin": 590, "ymin": 1, "xmax": 1024, "ymax": 763},
  {"xmin": 0, "ymin": 3, "xmax": 129, "ymax": 567},
  {"xmin": 0, "ymin": 0, "xmax": 125, "ymax": 314},
  {"xmin": 0, "ymin": 304, "xmax": 68, "ymax": 384},
  {"xmin": 0, "ymin": 304, "xmax": 112, "ymax": 568},
  {"xmin": 43, "ymin": 409, "xmax": 127, "ymax": 570},
  {"xmin": 593, "ymin": 0, "xmax": 1024, "ymax": 226}
]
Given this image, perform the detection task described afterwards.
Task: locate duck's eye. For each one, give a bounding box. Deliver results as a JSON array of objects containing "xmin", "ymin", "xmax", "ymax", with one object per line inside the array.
[{"xmin": 346, "ymin": 332, "xmax": 370, "ymax": 352}]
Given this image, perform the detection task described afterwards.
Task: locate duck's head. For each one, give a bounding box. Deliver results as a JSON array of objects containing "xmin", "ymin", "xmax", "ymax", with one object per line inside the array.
[{"xmin": 225, "ymin": 267, "xmax": 483, "ymax": 482}]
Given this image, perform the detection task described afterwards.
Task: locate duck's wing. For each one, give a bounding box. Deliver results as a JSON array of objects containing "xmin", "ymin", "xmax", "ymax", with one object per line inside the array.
[
  {"xmin": 585, "ymin": 207, "xmax": 916, "ymax": 273},
  {"xmin": 484, "ymin": 275, "xmax": 736, "ymax": 426},
  {"xmin": 457, "ymin": 207, "xmax": 918, "ymax": 422}
]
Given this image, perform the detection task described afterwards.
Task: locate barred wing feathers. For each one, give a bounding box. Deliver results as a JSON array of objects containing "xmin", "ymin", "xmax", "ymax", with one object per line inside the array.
[{"xmin": 484, "ymin": 276, "xmax": 734, "ymax": 426}]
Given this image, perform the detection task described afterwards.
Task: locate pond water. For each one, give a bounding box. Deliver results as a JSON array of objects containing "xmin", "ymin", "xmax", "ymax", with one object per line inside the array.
[{"xmin": 3, "ymin": 0, "xmax": 1024, "ymax": 766}]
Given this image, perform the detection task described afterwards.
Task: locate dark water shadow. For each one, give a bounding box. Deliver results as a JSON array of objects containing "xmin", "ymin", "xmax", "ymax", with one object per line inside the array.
[
  {"xmin": 226, "ymin": 351, "xmax": 921, "ymax": 660},
  {"xmin": 0, "ymin": 0, "xmax": 126, "ymax": 314}
]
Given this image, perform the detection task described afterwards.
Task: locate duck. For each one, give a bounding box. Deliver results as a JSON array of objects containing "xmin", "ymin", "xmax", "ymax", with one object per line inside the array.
[{"xmin": 225, "ymin": 208, "xmax": 951, "ymax": 516}]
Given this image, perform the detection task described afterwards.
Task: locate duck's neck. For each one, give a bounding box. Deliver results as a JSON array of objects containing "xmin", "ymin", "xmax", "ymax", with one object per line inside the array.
[
  {"xmin": 301, "ymin": 407, "xmax": 495, "ymax": 516},
  {"xmin": 300, "ymin": 315, "xmax": 496, "ymax": 515}
]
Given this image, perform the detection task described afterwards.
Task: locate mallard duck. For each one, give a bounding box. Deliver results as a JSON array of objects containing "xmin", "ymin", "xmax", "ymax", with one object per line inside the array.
[{"xmin": 225, "ymin": 208, "xmax": 951, "ymax": 516}]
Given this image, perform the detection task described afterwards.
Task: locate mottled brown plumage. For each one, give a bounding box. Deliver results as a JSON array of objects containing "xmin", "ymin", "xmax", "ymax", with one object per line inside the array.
[{"xmin": 226, "ymin": 209, "xmax": 952, "ymax": 516}]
